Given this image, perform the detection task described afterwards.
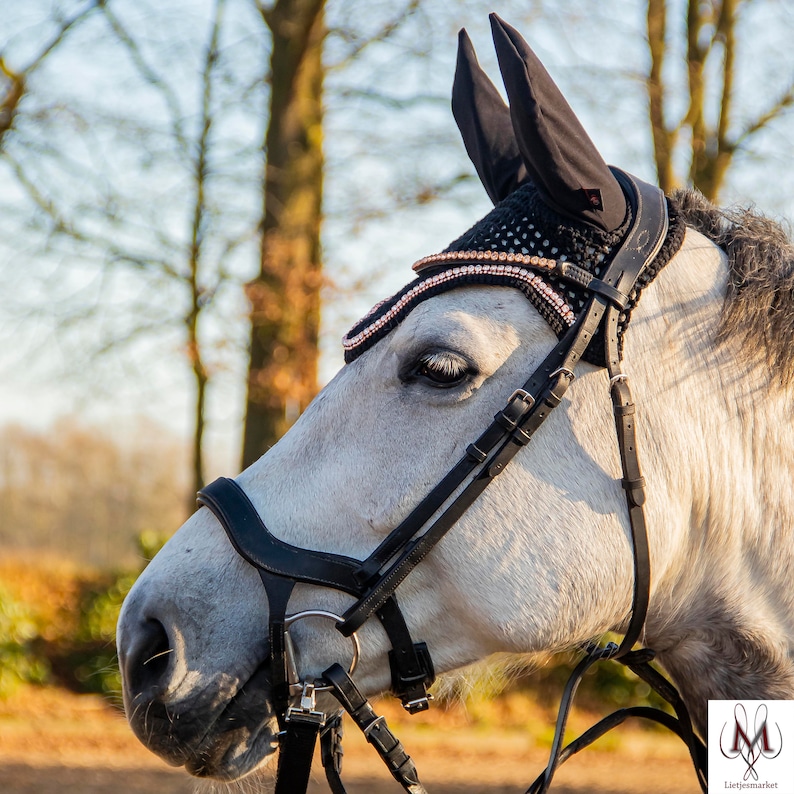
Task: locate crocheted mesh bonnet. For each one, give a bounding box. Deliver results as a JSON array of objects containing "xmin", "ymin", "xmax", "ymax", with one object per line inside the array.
[
  {"xmin": 342, "ymin": 14, "xmax": 688, "ymax": 367},
  {"xmin": 342, "ymin": 181, "xmax": 685, "ymax": 366}
]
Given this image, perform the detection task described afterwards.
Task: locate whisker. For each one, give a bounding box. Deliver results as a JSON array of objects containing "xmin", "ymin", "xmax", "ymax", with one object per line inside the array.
[{"xmin": 144, "ymin": 648, "xmax": 175, "ymax": 665}]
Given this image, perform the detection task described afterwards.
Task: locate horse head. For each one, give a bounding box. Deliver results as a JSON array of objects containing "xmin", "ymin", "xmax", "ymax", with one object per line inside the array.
[{"xmin": 116, "ymin": 15, "xmax": 794, "ymax": 788}]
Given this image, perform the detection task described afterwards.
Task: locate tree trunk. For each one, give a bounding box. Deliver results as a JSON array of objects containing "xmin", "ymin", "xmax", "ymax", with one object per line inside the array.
[
  {"xmin": 645, "ymin": 0, "xmax": 747, "ymax": 202},
  {"xmin": 186, "ymin": 0, "xmax": 224, "ymax": 503},
  {"xmin": 646, "ymin": 0, "xmax": 675, "ymax": 193},
  {"xmin": 689, "ymin": 0, "xmax": 737, "ymax": 200},
  {"xmin": 242, "ymin": 0, "xmax": 325, "ymax": 468}
]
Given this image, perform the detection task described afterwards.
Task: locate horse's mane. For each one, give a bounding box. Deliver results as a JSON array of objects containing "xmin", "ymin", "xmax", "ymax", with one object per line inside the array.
[{"xmin": 673, "ymin": 187, "xmax": 794, "ymax": 386}]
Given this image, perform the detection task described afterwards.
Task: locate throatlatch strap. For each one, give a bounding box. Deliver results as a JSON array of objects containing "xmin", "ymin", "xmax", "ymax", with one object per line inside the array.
[
  {"xmin": 525, "ymin": 645, "xmax": 707, "ymax": 794},
  {"xmin": 609, "ymin": 376, "xmax": 650, "ymax": 656}
]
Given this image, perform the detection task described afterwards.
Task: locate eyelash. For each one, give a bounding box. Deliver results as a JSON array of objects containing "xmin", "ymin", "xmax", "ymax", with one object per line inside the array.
[{"xmin": 409, "ymin": 351, "xmax": 474, "ymax": 388}]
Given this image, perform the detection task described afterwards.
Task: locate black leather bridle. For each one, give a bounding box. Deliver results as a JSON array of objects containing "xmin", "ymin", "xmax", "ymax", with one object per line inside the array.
[{"xmin": 197, "ymin": 171, "xmax": 708, "ymax": 793}]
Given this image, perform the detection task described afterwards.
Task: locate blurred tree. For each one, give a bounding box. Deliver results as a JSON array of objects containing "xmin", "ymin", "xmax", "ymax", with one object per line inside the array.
[
  {"xmin": 241, "ymin": 0, "xmax": 431, "ymax": 465},
  {"xmin": 0, "ymin": 419, "xmax": 186, "ymax": 568},
  {"xmin": 2, "ymin": 0, "xmax": 792, "ymax": 508},
  {"xmin": 0, "ymin": 0, "xmax": 260, "ymax": 504},
  {"xmin": 90, "ymin": 0, "xmax": 234, "ymax": 499},
  {"xmin": 188, "ymin": 0, "xmax": 225, "ymax": 495},
  {"xmin": 0, "ymin": 1, "xmax": 101, "ymax": 151},
  {"xmin": 242, "ymin": 0, "xmax": 326, "ymax": 466},
  {"xmin": 647, "ymin": 0, "xmax": 794, "ymax": 199},
  {"xmin": 75, "ymin": 0, "xmax": 238, "ymax": 500}
]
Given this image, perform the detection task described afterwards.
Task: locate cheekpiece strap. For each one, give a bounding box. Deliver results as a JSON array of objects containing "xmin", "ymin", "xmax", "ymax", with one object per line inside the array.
[
  {"xmin": 275, "ymin": 705, "xmax": 325, "ymax": 794},
  {"xmin": 323, "ymin": 664, "xmax": 429, "ymax": 794}
]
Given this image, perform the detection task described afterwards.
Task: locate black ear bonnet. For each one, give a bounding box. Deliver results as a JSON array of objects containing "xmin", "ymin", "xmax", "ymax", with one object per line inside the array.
[{"xmin": 343, "ymin": 15, "xmax": 685, "ymax": 366}]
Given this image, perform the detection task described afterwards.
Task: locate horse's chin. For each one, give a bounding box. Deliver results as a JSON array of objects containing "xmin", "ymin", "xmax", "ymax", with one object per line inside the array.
[
  {"xmin": 183, "ymin": 720, "xmax": 279, "ymax": 780},
  {"xmin": 124, "ymin": 663, "xmax": 279, "ymax": 780}
]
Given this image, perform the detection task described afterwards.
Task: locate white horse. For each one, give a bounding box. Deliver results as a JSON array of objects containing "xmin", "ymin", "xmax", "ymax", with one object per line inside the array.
[{"xmin": 116, "ymin": 15, "xmax": 794, "ymax": 790}]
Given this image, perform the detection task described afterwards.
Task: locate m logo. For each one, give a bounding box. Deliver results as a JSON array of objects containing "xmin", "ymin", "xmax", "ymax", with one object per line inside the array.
[
  {"xmin": 719, "ymin": 703, "xmax": 782, "ymax": 780},
  {"xmin": 709, "ymin": 700, "xmax": 793, "ymax": 791}
]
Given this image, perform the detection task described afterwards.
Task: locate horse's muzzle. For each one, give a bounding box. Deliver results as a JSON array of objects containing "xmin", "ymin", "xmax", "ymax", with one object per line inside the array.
[{"xmin": 117, "ymin": 603, "xmax": 277, "ymax": 779}]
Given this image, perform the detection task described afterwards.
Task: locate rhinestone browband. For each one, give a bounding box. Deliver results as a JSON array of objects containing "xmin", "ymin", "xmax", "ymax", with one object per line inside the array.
[
  {"xmin": 412, "ymin": 249, "xmax": 559, "ymax": 273},
  {"xmin": 342, "ymin": 252, "xmax": 575, "ymax": 363}
]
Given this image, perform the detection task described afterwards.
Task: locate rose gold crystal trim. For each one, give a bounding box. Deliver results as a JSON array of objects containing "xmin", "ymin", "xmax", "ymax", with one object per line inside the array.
[
  {"xmin": 342, "ymin": 263, "xmax": 575, "ymax": 352},
  {"xmin": 412, "ymin": 249, "xmax": 557, "ymax": 273}
]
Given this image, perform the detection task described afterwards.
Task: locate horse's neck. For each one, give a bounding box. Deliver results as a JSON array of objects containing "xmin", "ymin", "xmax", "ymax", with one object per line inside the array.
[{"xmin": 628, "ymin": 228, "xmax": 794, "ymax": 731}]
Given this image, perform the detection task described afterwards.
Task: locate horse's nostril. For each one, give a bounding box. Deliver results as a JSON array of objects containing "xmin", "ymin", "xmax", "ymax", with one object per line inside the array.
[{"xmin": 123, "ymin": 617, "xmax": 173, "ymax": 699}]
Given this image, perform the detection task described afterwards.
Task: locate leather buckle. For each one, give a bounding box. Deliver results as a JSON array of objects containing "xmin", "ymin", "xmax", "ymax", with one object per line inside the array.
[
  {"xmin": 549, "ymin": 367, "xmax": 575, "ymax": 382},
  {"xmin": 509, "ymin": 388, "xmax": 535, "ymax": 407}
]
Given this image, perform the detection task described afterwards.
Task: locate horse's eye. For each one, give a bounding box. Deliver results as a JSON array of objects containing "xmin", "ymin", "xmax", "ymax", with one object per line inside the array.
[{"xmin": 410, "ymin": 351, "xmax": 473, "ymax": 388}]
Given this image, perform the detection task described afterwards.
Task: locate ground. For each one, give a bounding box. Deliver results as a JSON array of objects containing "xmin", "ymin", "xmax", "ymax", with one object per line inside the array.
[{"xmin": 0, "ymin": 684, "xmax": 701, "ymax": 793}]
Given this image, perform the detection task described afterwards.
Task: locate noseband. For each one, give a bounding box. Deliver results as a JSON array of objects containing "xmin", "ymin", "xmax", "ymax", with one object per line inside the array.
[{"xmin": 198, "ymin": 170, "xmax": 708, "ymax": 793}]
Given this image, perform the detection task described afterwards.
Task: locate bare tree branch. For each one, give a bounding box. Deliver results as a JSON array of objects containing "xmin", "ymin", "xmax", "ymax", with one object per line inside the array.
[
  {"xmin": 734, "ymin": 81, "xmax": 794, "ymax": 149},
  {"xmin": 0, "ymin": 0, "xmax": 101, "ymax": 147},
  {"xmin": 5, "ymin": 150, "xmax": 190, "ymax": 281},
  {"xmin": 325, "ymin": 0, "xmax": 422, "ymax": 70},
  {"xmin": 10, "ymin": 0, "xmax": 101, "ymax": 76},
  {"xmin": 98, "ymin": 2, "xmax": 190, "ymax": 152},
  {"xmin": 0, "ymin": 58, "xmax": 26, "ymax": 143}
]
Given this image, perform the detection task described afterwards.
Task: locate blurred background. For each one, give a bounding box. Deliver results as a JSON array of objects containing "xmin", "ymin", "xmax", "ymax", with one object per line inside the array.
[{"xmin": 1, "ymin": 1, "xmax": 792, "ymax": 791}]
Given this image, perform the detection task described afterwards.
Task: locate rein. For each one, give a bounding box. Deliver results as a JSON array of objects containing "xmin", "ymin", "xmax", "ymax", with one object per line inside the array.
[{"xmin": 197, "ymin": 170, "xmax": 708, "ymax": 793}]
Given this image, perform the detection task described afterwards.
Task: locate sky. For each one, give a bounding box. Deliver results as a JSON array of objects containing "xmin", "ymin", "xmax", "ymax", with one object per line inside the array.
[{"xmin": 1, "ymin": 0, "xmax": 793, "ymax": 477}]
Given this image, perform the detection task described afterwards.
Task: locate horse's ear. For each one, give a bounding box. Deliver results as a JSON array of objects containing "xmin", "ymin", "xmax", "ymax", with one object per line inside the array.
[
  {"xmin": 490, "ymin": 14, "xmax": 626, "ymax": 232},
  {"xmin": 452, "ymin": 29, "xmax": 528, "ymax": 205}
]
